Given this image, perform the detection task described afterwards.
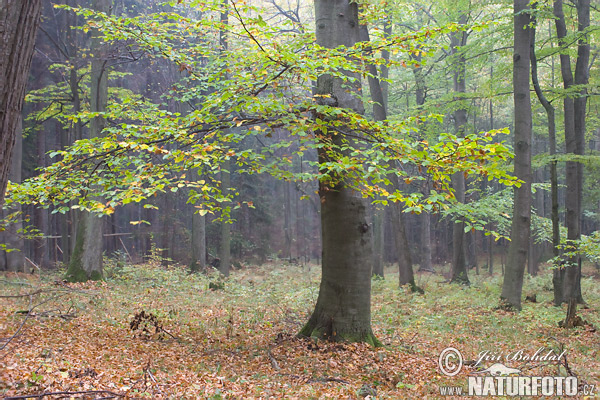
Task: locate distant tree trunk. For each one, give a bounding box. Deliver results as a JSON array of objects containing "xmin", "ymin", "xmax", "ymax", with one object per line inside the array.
[
  {"xmin": 501, "ymin": 0, "xmax": 533, "ymax": 310},
  {"xmin": 372, "ymin": 208, "xmax": 384, "ymax": 277},
  {"xmin": 0, "ymin": 0, "xmax": 41, "ymax": 205},
  {"xmin": 0, "ymin": 116, "xmax": 25, "ymax": 272},
  {"xmin": 219, "ymin": 159, "xmax": 231, "ymax": 276},
  {"xmin": 450, "ymin": 22, "xmax": 470, "ymax": 285},
  {"xmin": 389, "ymin": 194, "xmax": 419, "ymax": 291},
  {"xmin": 190, "ymin": 208, "xmax": 206, "ymax": 273},
  {"xmin": 34, "ymin": 124, "xmax": 49, "ymax": 268},
  {"xmin": 411, "ymin": 51, "xmax": 433, "ymax": 274},
  {"xmin": 300, "ymin": 0, "xmax": 378, "ymax": 345},
  {"xmin": 530, "ymin": 14, "xmax": 561, "ymax": 303},
  {"xmin": 217, "ymin": 0, "xmax": 231, "ymax": 276},
  {"xmin": 359, "ymin": 24, "xmax": 385, "ymax": 277},
  {"xmin": 66, "ymin": 0, "xmax": 110, "ymax": 282},
  {"xmin": 420, "ymin": 208, "xmax": 434, "ymax": 272},
  {"xmin": 283, "ymin": 181, "xmax": 292, "ymax": 261}
]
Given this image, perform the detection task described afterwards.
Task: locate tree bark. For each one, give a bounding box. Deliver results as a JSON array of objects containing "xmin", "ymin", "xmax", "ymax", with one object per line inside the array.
[
  {"xmin": 300, "ymin": 0, "xmax": 378, "ymax": 345},
  {"xmin": 501, "ymin": 0, "xmax": 533, "ymax": 310},
  {"xmin": 570, "ymin": 0, "xmax": 589, "ymax": 304},
  {"xmin": 0, "ymin": 0, "xmax": 42, "ymax": 205},
  {"xmin": 219, "ymin": 159, "xmax": 231, "ymax": 276},
  {"xmin": 530, "ymin": 18, "xmax": 561, "ymax": 302},
  {"xmin": 0, "ymin": 116, "xmax": 24, "ymax": 272},
  {"xmin": 450, "ymin": 22, "xmax": 470, "ymax": 285},
  {"xmin": 66, "ymin": 0, "xmax": 110, "ymax": 282},
  {"xmin": 554, "ymin": 0, "xmax": 588, "ymax": 305}
]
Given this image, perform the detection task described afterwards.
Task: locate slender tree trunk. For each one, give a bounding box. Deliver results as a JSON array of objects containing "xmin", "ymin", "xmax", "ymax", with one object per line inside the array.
[
  {"xmin": 283, "ymin": 181, "xmax": 292, "ymax": 261},
  {"xmin": 554, "ymin": 0, "xmax": 588, "ymax": 305},
  {"xmin": 34, "ymin": 127, "xmax": 49, "ymax": 268},
  {"xmin": 300, "ymin": 0, "xmax": 378, "ymax": 345},
  {"xmin": 450, "ymin": 20, "xmax": 470, "ymax": 285},
  {"xmin": 217, "ymin": 0, "xmax": 231, "ymax": 276},
  {"xmin": 219, "ymin": 159, "xmax": 231, "ymax": 276},
  {"xmin": 501, "ymin": 0, "xmax": 533, "ymax": 310},
  {"xmin": 411, "ymin": 52, "xmax": 433, "ymax": 274},
  {"xmin": 531, "ymin": 14, "xmax": 561, "ymax": 303},
  {"xmin": 571, "ymin": 0, "xmax": 589, "ymax": 304},
  {"xmin": 0, "ymin": 0, "xmax": 42, "ymax": 205},
  {"xmin": 389, "ymin": 192, "xmax": 419, "ymax": 291},
  {"xmin": 420, "ymin": 208, "xmax": 434, "ymax": 272},
  {"xmin": 372, "ymin": 208, "xmax": 384, "ymax": 277}
]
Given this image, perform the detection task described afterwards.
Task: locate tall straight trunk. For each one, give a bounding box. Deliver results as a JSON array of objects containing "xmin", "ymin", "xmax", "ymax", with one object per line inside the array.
[
  {"xmin": 217, "ymin": 0, "xmax": 231, "ymax": 276},
  {"xmin": 501, "ymin": 0, "xmax": 533, "ymax": 310},
  {"xmin": 450, "ymin": 22, "xmax": 470, "ymax": 285},
  {"xmin": 554, "ymin": 0, "xmax": 588, "ymax": 305},
  {"xmin": 66, "ymin": 0, "xmax": 110, "ymax": 282},
  {"xmin": 570, "ymin": 0, "xmax": 589, "ymax": 304},
  {"xmin": 360, "ymin": 24, "xmax": 386, "ymax": 277},
  {"xmin": 0, "ymin": 116, "xmax": 25, "ymax": 272},
  {"xmin": 0, "ymin": 0, "xmax": 42, "ymax": 205},
  {"xmin": 411, "ymin": 52, "xmax": 433, "ymax": 273},
  {"xmin": 300, "ymin": 0, "xmax": 378, "ymax": 345},
  {"xmin": 283, "ymin": 181, "xmax": 292, "ymax": 261},
  {"xmin": 531, "ymin": 12, "xmax": 561, "ymax": 303}
]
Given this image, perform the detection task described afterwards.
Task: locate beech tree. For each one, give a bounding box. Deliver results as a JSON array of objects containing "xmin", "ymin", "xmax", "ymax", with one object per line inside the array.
[
  {"xmin": 501, "ymin": 0, "xmax": 533, "ymax": 310},
  {"xmin": 7, "ymin": 0, "xmax": 518, "ymax": 343},
  {"xmin": 65, "ymin": 0, "xmax": 111, "ymax": 282},
  {"xmin": 554, "ymin": 0, "xmax": 589, "ymax": 306},
  {"xmin": 298, "ymin": 0, "xmax": 378, "ymax": 345}
]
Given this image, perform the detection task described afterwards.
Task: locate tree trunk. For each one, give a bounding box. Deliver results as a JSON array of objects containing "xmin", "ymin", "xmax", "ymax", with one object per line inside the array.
[
  {"xmin": 34, "ymin": 126, "xmax": 49, "ymax": 269},
  {"xmin": 450, "ymin": 20, "xmax": 470, "ymax": 285},
  {"xmin": 0, "ymin": 0, "xmax": 42, "ymax": 205},
  {"xmin": 219, "ymin": 159, "xmax": 231, "ymax": 276},
  {"xmin": 570, "ymin": 0, "xmax": 589, "ymax": 304},
  {"xmin": 300, "ymin": 0, "xmax": 378, "ymax": 345},
  {"xmin": 530, "ymin": 13, "xmax": 561, "ymax": 304},
  {"xmin": 66, "ymin": 0, "xmax": 110, "ymax": 282},
  {"xmin": 554, "ymin": 0, "xmax": 588, "ymax": 305},
  {"xmin": 389, "ymin": 195, "xmax": 419, "ymax": 291},
  {"xmin": 372, "ymin": 208, "xmax": 384, "ymax": 277},
  {"xmin": 0, "ymin": 116, "xmax": 25, "ymax": 272},
  {"xmin": 419, "ymin": 209, "xmax": 434, "ymax": 272},
  {"xmin": 501, "ymin": 0, "xmax": 533, "ymax": 310}
]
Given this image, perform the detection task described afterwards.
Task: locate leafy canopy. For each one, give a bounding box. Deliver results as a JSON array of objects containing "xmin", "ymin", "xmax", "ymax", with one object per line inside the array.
[{"xmin": 6, "ymin": 0, "xmax": 518, "ymax": 217}]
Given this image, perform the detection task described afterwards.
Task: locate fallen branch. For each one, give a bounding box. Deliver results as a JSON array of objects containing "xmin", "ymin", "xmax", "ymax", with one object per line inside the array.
[{"xmin": 4, "ymin": 390, "xmax": 124, "ymax": 399}]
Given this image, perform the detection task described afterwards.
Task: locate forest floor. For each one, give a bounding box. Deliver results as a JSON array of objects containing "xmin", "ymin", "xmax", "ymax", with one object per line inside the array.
[{"xmin": 0, "ymin": 259, "xmax": 599, "ymax": 399}]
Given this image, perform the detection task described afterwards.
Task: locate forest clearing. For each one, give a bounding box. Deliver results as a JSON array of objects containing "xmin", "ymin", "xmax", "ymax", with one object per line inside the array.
[{"xmin": 1, "ymin": 261, "xmax": 599, "ymax": 399}]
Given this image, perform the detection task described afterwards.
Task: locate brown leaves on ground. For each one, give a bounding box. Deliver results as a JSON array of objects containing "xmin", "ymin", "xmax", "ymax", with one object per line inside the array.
[{"xmin": 0, "ymin": 262, "xmax": 599, "ymax": 399}]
